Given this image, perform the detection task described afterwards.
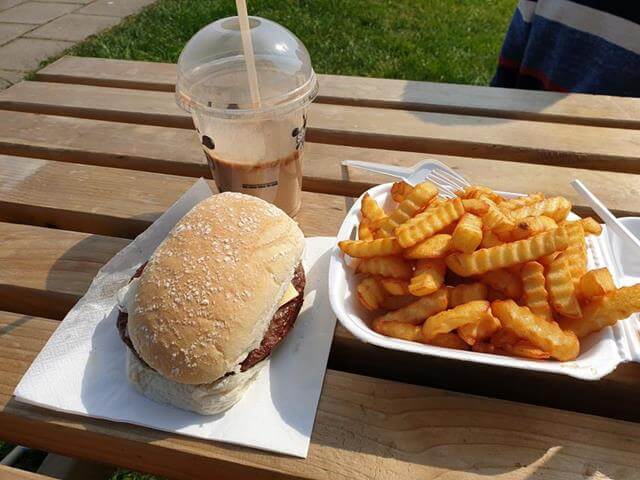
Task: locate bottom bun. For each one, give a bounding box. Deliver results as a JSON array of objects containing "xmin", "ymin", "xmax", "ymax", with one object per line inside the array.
[{"xmin": 127, "ymin": 349, "xmax": 266, "ymax": 415}]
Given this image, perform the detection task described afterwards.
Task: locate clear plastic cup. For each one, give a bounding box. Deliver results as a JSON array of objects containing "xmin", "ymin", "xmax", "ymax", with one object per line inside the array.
[{"xmin": 176, "ymin": 16, "xmax": 318, "ymax": 217}]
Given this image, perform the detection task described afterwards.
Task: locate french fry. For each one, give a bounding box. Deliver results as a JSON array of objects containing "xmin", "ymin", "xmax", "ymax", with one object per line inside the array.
[
  {"xmin": 491, "ymin": 300, "xmax": 579, "ymax": 361},
  {"xmin": 500, "ymin": 216, "xmax": 557, "ymax": 242},
  {"xmin": 377, "ymin": 182, "xmax": 438, "ymax": 237},
  {"xmin": 446, "ymin": 227, "xmax": 569, "ymax": 276},
  {"xmin": 563, "ymin": 221, "xmax": 588, "ymax": 285},
  {"xmin": 380, "ymin": 278, "xmax": 411, "ymax": 296},
  {"xmin": 452, "ymin": 213, "xmax": 483, "ymax": 253},
  {"xmin": 506, "ymin": 264, "xmax": 523, "ymax": 276},
  {"xmin": 381, "ymin": 295, "xmax": 417, "ymax": 310},
  {"xmin": 390, "ymin": 181, "xmax": 415, "ymax": 203},
  {"xmin": 404, "ymin": 234, "xmax": 453, "ymax": 259},
  {"xmin": 502, "ymin": 340, "xmax": 551, "ymax": 359},
  {"xmin": 361, "ymin": 193, "xmax": 386, "ymax": 222},
  {"xmin": 409, "ymin": 259, "xmax": 446, "ymax": 296},
  {"xmin": 510, "ymin": 196, "xmax": 572, "ymax": 222},
  {"xmin": 426, "ymin": 197, "xmax": 443, "ymax": 211},
  {"xmin": 578, "ymin": 268, "xmax": 616, "ymax": 300},
  {"xmin": 521, "ymin": 262, "xmax": 554, "ymax": 322},
  {"xmin": 538, "ymin": 251, "xmax": 561, "ymax": 266},
  {"xmin": 480, "ymin": 229, "xmax": 504, "ymax": 248},
  {"xmin": 358, "ymin": 217, "xmax": 374, "ymax": 241},
  {"xmin": 560, "ymin": 285, "xmax": 640, "ymax": 338},
  {"xmin": 376, "ymin": 288, "xmax": 448, "ymax": 324},
  {"xmin": 429, "ymin": 332, "xmax": 469, "ymax": 350},
  {"xmin": 490, "ymin": 328, "xmax": 520, "ymax": 348},
  {"xmin": 485, "ymin": 330, "xmax": 551, "ymax": 358},
  {"xmin": 338, "ymin": 238, "xmax": 403, "ymax": 258},
  {"xmin": 478, "ymin": 269, "xmax": 523, "ymax": 299},
  {"xmin": 358, "ymin": 256, "xmax": 413, "ymax": 279},
  {"xmin": 458, "ymin": 185, "xmax": 504, "ymax": 204},
  {"xmin": 397, "ymin": 197, "xmax": 465, "ymax": 248},
  {"xmin": 546, "ymin": 253, "xmax": 582, "ymax": 318},
  {"xmin": 472, "ymin": 342, "xmax": 497, "ymax": 354},
  {"xmin": 439, "ymin": 221, "xmax": 457, "ymax": 235},
  {"xmin": 372, "ymin": 319, "xmax": 422, "ymax": 341},
  {"xmin": 422, "ymin": 300, "xmax": 491, "ymax": 341},
  {"xmin": 458, "ymin": 312, "xmax": 501, "ymax": 346},
  {"xmin": 461, "ymin": 198, "xmax": 489, "ymax": 215},
  {"xmin": 579, "ymin": 217, "xmax": 602, "ymax": 236},
  {"xmin": 448, "ymin": 282, "xmax": 488, "ymax": 307},
  {"xmin": 356, "ymin": 277, "xmax": 386, "ymax": 310},
  {"xmin": 498, "ymin": 193, "xmax": 545, "ymax": 211},
  {"xmin": 481, "ymin": 199, "xmax": 515, "ymax": 237},
  {"xmin": 487, "ymin": 288, "xmax": 508, "ymax": 302}
]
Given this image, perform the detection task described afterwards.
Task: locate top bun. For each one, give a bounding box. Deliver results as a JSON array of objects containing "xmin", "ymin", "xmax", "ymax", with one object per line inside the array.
[{"xmin": 128, "ymin": 192, "xmax": 304, "ymax": 385}]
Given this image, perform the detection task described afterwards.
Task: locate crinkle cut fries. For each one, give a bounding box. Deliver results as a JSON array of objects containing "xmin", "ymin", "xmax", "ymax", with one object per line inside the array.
[{"xmin": 339, "ymin": 182, "xmax": 640, "ymax": 361}]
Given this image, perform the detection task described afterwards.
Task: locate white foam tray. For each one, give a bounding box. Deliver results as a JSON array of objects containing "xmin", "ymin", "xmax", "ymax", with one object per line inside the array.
[{"xmin": 328, "ymin": 183, "xmax": 640, "ymax": 380}]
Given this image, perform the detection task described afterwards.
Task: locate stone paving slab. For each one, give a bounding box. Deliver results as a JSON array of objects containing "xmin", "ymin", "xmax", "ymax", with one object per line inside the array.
[
  {"xmin": 0, "ymin": 68, "xmax": 24, "ymax": 83},
  {"xmin": 0, "ymin": 37, "xmax": 72, "ymax": 70},
  {"xmin": 27, "ymin": 12, "xmax": 120, "ymax": 41},
  {"xmin": 0, "ymin": 0, "xmax": 27, "ymax": 12},
  {"xmin": 0, "ymin": 21, "xmax": 33, "ymax": 45},
  {"xmin": 76, "ymin": 0, "xmax": 156, "ymax": 18},
  {"xmin": 0, "ymin": 1, "xmax": 77, "ymax": 24},
  {"xmin": 0, "ymin": 0, "xmax": 159, "ymax": 91},
  {"xmin": 35, "ymin": 0, "xmax": 94, "ymax": 3}
]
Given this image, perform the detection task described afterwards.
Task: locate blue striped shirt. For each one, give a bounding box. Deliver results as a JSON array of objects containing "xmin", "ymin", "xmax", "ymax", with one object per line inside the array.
[{"xmin": 492, "ymin": 1, "xmax": 640, "ymax": 97}]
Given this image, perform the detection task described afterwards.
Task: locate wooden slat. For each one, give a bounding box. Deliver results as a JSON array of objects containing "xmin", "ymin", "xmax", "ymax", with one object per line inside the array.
[
  {"xmin": 2, "ymin": 113, "xmax": 640, "ymax": 219},
  {"xmin": 36, "ymin": 56, "xmax": 640, "ymax": 129},
  {"xmin": 1, "ymin": 222, "xmax": 640, "ymax": 423},
  {"xmin": 0, "ymin": 81, "xmax": 191, "ymax": 128},
  {"xmin": 3, "ymin": 312, "xmax": 640, "ymax": 480},
  {"xmin": 0, "ymin": 465, "xmax": 54, "ymax": 480},
  {"xmin": 0, "ymin": 111, "xmax": 205, "ymax": 177},
  {"xmin": 2, "ymin": 82, "xmax": 640, "ymax": 173},
  {"xmin": 0, "ymin": 159, "xmax": 347, "ymax": 239},
  {"xmin": 0, "ymin": 223, "xmax": 128, "ymax": 319},
  {"xmin": 329, "ymin": 325, "xmax": 640, "ymax": 422}
]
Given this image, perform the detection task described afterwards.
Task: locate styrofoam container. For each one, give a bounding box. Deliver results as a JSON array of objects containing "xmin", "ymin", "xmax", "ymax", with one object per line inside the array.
[{"xmin": 328, "ymin": 183, "xmax": 640, "ymax": 380}]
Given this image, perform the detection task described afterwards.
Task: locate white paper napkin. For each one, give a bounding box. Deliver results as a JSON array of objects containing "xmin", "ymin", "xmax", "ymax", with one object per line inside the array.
[{"xmin": 14, "ymin": 179, "xmax": 337, "ymax": 458}]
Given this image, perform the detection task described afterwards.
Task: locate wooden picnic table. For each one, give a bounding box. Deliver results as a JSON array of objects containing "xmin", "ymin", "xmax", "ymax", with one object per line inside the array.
[{"xmin": 1, "ymin": 55, "xmax": 640, "ymax": 480}]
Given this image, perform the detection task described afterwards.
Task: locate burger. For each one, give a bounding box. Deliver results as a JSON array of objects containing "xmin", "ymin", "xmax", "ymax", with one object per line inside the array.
[{"xmin": 116, "ymin": 192, "xmax": 305, "ymax": 414}]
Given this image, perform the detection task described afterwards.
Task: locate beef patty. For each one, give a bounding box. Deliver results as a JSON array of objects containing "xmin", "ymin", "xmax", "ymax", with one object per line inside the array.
[{"xmin": 117, "ymin": 263, "xmax": 305, "ymax": 378}]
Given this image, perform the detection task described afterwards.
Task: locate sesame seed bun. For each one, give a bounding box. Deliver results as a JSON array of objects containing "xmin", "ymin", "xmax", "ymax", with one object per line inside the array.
[{"xmin": 127, "ymin": 192, "xmax": 304, "ymax": 386}]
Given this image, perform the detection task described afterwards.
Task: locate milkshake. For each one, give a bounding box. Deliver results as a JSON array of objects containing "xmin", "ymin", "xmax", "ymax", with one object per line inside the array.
[{"xmin": 176, "ymin": 16, "xmax": 318, "ymax": 216}]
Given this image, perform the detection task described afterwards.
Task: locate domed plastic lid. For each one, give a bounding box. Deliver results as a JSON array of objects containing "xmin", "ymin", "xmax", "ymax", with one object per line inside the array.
[{"xmin": 176, "ymin": 16, "xmax": 318, "ymax": 117}]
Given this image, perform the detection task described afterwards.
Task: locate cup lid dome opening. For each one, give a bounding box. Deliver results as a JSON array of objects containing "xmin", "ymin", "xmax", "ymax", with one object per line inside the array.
[{"xmin": 176, "ymin": 16, "xmax": 318, "ymax": 116}]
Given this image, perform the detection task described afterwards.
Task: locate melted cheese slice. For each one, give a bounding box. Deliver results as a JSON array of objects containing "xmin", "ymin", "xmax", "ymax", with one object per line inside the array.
[{"xmin": 277, "ymin": 283, "xmax": 299, "ymax": 308}]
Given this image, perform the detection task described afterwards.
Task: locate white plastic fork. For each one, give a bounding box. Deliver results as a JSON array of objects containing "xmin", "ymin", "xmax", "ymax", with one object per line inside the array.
[{"xmin": 341, "ymin": 159, "xmax": 470, "ymax": 197}]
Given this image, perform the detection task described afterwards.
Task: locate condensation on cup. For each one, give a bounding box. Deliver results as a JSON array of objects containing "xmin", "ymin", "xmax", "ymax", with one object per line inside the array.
[{"xmin": 175, "ymin": 16, "xmax": 318, "ymax": 217}]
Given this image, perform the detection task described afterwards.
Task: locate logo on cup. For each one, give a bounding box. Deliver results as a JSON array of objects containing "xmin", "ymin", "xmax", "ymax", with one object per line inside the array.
[{"xmin": 292, "ymin": 114, "xmax": 307, "ymax": 151}]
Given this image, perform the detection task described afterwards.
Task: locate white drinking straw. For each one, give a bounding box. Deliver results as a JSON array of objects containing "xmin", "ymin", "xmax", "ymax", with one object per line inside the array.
[{"xmin": 235, "ymin": 0, "xmax": 262, "ymax": 108}]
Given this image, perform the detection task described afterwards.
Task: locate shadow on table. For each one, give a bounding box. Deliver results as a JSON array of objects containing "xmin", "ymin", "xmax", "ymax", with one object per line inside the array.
[
  {"xmin": 315, "ymin": 81, "xmax": 576, "ymax": 179},
  {"xmin": 0, "ymin": 314, "xmax": 32, "ymax": 336},
  {"xmin": 268, "ymin": 247, "xmax": 333, "ymax": 437},
  {"xmin": 309, "ymin": 378, "xmax": 637, "ymax": 477},
  {"xmin": 397, "ymin": 80, "xmax": 568, "ymax": 124}
]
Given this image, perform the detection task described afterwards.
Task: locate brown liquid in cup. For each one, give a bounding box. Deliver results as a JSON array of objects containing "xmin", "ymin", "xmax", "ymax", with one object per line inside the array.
[{"xmin": 205, "ymin": 149, "xmax": 302, "ymax": 217}]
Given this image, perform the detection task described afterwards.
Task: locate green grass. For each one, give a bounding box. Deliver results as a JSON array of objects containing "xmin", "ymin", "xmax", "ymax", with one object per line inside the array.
[
  {"xmin": 10, "ymin": 1, "xmax": 516, "ymax": 477},
  {"xmin": 64, "ymin": 0, "xmax": 516, "ymax": 85}
]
